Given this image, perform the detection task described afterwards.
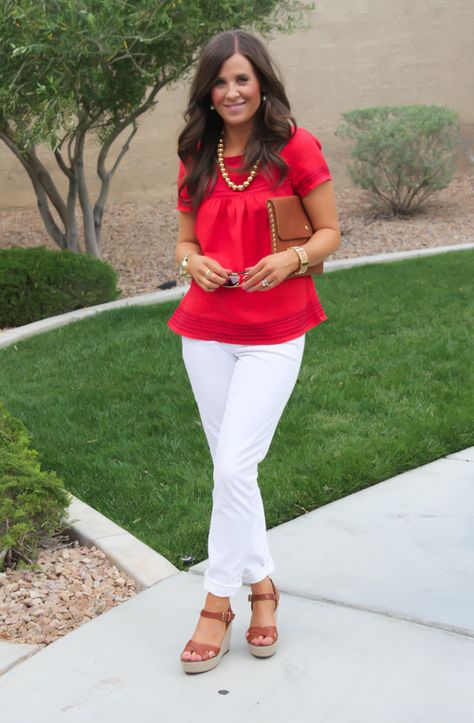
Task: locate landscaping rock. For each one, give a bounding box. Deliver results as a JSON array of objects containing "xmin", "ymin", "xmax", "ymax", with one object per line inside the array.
[{"xmin": 0, "ymin": 537, "xmax": 137, "ymax": 647}]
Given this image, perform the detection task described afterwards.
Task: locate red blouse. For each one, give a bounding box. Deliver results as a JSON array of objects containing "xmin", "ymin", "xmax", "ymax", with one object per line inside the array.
[{"xmin": 167, "ymin": 127, "xmax": 332, "ymax": 344}]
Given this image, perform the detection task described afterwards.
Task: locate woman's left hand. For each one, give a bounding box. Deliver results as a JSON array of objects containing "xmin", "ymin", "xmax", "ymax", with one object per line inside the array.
[{"xmin": 241, "ymin": 250, "xmax": 300, "ymax": 292}]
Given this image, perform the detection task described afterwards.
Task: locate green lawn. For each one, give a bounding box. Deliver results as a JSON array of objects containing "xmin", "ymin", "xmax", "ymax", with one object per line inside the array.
[{"xmin": 1, "ymin": 249, "xmax": 472, "ymax": 569}]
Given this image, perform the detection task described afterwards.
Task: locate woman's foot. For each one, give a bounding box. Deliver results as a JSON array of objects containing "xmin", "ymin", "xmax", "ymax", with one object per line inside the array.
[
  {"xmin": 247, "ymin": 576, "xmax": 279, "ymax": 647},
  {"xmin": 181, "ymin": 593, "xmax": 231, "ymax": 662}
]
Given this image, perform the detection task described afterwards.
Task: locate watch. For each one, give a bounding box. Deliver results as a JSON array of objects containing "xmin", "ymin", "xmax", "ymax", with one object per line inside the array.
[
  {"xmin": 289, "ymin": 246, "xmax": 309, "ymax": 275},
  {"xmin": 178, "ymin": 252, "xmax": 197, "ymax": 279}
]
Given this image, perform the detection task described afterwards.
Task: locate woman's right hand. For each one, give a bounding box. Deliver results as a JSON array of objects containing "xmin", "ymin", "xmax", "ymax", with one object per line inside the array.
[{"xmin": 188, "ymin": 254, "xmax": 232, "ymax": 292}]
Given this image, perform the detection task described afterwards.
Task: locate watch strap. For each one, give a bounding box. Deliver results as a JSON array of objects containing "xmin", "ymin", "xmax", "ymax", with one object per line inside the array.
[{"xmin": 289, "ymin": 246, "xmax": 309, "ymax": 275}]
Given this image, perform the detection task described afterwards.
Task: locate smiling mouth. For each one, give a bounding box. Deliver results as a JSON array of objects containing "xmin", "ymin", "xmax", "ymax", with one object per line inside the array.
[{"xmin": 224, "ymin": 102, "xmax": 246, "ymax": 109}]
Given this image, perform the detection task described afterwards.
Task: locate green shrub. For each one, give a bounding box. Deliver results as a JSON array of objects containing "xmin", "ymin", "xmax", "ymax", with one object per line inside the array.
[
  {"xmin": 335, "ymin": 104, "xmax": 459, "ymax": 215},
  {"xmin": 0, "ymin": 401, "xmax": 71, "ymax": 571},
  {"xmin": 0, "ymin": 246, "xmax": 120, "ymax": 328}
]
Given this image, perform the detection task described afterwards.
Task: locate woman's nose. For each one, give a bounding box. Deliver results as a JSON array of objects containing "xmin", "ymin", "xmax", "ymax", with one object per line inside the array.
[{"xmin": 225, "ymin": 84, "xmax": 240, "ymax": 99}]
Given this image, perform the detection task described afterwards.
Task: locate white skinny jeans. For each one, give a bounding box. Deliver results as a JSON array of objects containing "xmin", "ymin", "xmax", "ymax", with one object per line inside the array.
[{"xmin": 182, "ymin": 334, "xmax": 306, "ymax": 598}]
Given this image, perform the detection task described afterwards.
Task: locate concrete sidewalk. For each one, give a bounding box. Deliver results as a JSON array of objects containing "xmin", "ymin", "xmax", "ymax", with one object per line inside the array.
[{"xmin": 1, "ymin": 448, "xmax": 473, "ymax": 722}]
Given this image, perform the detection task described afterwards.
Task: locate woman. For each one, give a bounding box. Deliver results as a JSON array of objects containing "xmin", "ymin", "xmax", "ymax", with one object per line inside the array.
[{"xmin": 168, "ymin": 29, "xmax": 341, "ymax": 674}]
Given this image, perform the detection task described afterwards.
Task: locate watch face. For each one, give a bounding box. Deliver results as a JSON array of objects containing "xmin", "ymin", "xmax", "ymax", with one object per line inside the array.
[{"xmin": 179, "ymin": 256, "xmax": 192, "ymax": 279}]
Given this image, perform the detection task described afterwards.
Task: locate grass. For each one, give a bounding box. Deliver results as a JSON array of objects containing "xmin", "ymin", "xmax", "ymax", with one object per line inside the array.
[{"xmin": 0, "ymin": 249, "xmax": 472, "ymax": 569}]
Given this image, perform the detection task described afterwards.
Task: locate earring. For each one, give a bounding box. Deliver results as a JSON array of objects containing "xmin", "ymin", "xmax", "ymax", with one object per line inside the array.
[
  {"xmin": 262, "ymin": 94, "xmax": 267, "ymax": 102},
  {"xmin": 210, "ymin": 104, "xmax": 215, "ymax": 110}
]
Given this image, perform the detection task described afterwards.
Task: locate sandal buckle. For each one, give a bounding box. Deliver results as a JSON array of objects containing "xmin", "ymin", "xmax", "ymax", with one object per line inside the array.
[{"xmin": 221, "ymin": 610, "xmax": 233, "ymax": 622}]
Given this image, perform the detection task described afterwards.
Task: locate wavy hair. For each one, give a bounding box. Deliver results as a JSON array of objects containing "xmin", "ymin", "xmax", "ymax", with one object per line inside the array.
[{"xmin": 178, "ymin": 29, "xmax": 297, "ymax": 210}]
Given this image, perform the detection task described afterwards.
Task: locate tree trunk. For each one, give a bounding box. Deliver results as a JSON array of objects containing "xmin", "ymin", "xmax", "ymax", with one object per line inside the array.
[
  {"xmin": 1, "ymin": 84, "xmax": 160, "ymax": 256},
  {"xmin": 65, "ymin": 178, "xmax": 80, "ymax": 254},
  {"xmin": 73, "ymin": 122, "xmax": 101, "ymax": 258}
]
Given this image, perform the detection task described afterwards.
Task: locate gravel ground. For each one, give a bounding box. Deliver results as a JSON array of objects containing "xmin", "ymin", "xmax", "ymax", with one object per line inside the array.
[
  {"xmin": 1, "ymin": 174, "xmax": 473, "ymax": 299},
  {"xmin": 0, "ymin": 535, "xmax": 137, "ymax": 647},
  {"xmin": 0, "ymin": 174, "xmax": 473, "ymax": 648}
]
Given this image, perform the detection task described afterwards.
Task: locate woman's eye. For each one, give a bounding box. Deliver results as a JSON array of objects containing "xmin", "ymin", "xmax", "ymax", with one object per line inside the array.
[{"xmin": 214, "ymin": 79, "xmax": 225, "ymax": 86}]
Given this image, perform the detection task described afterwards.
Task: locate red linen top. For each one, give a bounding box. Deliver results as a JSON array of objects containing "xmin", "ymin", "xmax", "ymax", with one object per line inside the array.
[{"xmin": 167, "ymin": 126, "xmax": 332, "ymax": 344}]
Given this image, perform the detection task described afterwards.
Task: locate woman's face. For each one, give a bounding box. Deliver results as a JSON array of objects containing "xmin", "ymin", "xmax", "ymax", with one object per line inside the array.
[{"xmin": 210, "ymin": 53, "xmax": 262, "ymax": 131}]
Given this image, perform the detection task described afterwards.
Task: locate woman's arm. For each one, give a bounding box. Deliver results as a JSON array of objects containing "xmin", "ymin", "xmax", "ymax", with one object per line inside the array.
[
  {"xmin": 300, "ymin": 179, "xmax": 341, "ymax": 266},
  {"xmin": 242, "ymin": 180, "xmax": 341, "ymax": 291},
  {"xmin": 175, "ymin": 210, "xmax": 201, "ymax": 264},
  {"xmin": 175, "ymin": 211, "xmax": 231, "ymax": 291}
]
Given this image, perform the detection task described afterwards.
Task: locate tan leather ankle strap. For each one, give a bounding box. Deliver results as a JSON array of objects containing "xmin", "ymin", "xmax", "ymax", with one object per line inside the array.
[
  {"xmin": 200, "ymin": 608, "xmax": 235, "ymax": 623},
  {"xmin": 248, "ymin": 592, "xmax": 278, "ymax": 603},
  {"xmin": 248, "ymin": 579, "xmax": 279, "ymax": 606}
]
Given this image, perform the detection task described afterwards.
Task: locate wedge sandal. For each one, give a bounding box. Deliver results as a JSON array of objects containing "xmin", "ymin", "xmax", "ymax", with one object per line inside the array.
[
  {"xmin": 181, "ymin": 607, "xmax": 235, "ymax": 674},
  {"xmin": 246, "ymin": 578, "xmax": 280, "ymax": 658}
]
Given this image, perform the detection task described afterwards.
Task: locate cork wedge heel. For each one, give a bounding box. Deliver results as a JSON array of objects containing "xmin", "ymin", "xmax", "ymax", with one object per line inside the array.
[
  {"xmin": 246, "ymin": 578, "xmax": 280, "ymax": 658},
  {"xmin": 181, "ymin": 607, "xmax": 235, "ymax": 674}
]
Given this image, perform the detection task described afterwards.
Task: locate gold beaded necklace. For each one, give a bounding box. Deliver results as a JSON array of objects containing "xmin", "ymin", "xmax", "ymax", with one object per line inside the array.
[{"xmin": 217, "ymin": 131, "xmax": 260, "ymax": 192}]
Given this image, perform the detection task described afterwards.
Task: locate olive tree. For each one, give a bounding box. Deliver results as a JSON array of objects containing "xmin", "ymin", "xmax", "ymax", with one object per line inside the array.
[{"xmin": 0, "ymin": 0, "xmax": 312, "ymax": 257}]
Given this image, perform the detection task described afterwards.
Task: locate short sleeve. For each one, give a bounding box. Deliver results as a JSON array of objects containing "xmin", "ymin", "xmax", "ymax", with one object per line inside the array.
[
  {"xmin": 286, "ymin": 127, "xmax": 332, "ymax": 197},
  {"xmin": 176, "ymin": 159, "xmax": 193, "ymax": 213}
]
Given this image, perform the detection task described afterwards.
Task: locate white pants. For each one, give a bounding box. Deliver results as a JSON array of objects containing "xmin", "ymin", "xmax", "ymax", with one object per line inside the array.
[{"xmin": 182, "ymin": 334, "xmax": 306, "ymax": 597}]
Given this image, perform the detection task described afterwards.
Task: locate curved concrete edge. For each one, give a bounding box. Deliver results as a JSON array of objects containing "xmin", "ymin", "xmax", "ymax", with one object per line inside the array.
[
  {"xmin": 324, "ymin": 242, "xmax": 474, "ymax": 272},
  {"xmin": 0, "ymin": 285, "xmax": 188, "ymax": 350},
  {"xmin": 1, "ymin": 243, "xmax": 473, "ymax": 351},
  {"xmin": 0, "ymin": 494, "xmax": 179, "ymax": 676},
  {"xmin": 65, "ymin": 496, "xmax": 179, "ymax": 593}
]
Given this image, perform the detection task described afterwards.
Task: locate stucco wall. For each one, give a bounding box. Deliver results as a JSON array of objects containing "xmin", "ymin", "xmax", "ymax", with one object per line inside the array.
[{"xmin": 1, "ymin": 0, "xmax": 472, "ymax": 209}]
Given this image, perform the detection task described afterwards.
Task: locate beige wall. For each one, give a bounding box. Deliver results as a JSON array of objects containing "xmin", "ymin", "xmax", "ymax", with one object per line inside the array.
[{"xmin": 1, "ymin": 0, "xmax": 473, "ymax": 209}]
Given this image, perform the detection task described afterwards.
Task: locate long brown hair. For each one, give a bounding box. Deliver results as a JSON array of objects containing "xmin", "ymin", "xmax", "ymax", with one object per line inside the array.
[{"xmin": 178, "ymin": 29, "xmax": 297, "ymax": 210}]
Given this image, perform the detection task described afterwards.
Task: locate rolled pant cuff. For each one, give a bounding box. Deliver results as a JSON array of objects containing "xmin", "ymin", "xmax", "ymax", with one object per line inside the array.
[
  {"xmin": 203, "ymin": 571, "xmax": 242, "ymax": 598},
  {"xmin": 241, "ymin": 559, "xmax": 276, "ymax": 585},
  {"xmin": 203, "ymin": 559, "xmax": 277, "ymax": 597}
]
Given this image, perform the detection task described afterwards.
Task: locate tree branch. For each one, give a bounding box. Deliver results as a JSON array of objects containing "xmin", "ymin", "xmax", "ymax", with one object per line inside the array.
[
  {"xmin": 0, "ymin": 128, "xmax": 32, "ymax": 177},
  {"xmin": 0, "ymin": 129, "xmax": 67, "ymax": 248},
  {"xmin": 54, "ymin": 143, "xmax": 74, "ymax": 181},
  {"xmin": 94, "ymin": 121, "xmax": 139, "ymax": 245},
  {"xmin": 25, "ymin": 147, "xmax": 68, "ymax": 222},
  {"xmin": 34, "ymin": 180, "xmax": 67, "ymax": 249},
  {"xmin": 97, "ymin": 76, "xmax": 166, "ymax": 173}
]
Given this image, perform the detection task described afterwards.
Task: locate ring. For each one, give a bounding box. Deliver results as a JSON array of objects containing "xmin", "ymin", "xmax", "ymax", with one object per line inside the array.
[
  {"xmin": 261, "ymin": 278, "xmax": 271, "ymax": 288},
  {"xmin": 205, "ymin": 269, "xmax": 213, "ymax": 280}
]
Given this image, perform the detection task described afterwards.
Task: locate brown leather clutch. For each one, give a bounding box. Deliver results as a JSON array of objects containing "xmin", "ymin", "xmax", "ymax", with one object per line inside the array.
[{"xmin": 266, "ymin": 195, "xmax": 323, "ymax": 276}]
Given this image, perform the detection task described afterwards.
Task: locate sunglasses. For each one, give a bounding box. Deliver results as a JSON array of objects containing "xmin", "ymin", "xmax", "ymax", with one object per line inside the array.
[{"xmin": 223, "ymin": 270, "xmax": 250, "ymax": 288}]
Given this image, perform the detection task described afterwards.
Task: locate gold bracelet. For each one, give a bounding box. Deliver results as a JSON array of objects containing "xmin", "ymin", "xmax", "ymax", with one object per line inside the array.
[
  {"xmin": 289, "ymin": 246, "xmax": 309, "ymax": 275},
  {"xmin": 178, "ymin": 251, "xmax": 199, "ymax": 279}
]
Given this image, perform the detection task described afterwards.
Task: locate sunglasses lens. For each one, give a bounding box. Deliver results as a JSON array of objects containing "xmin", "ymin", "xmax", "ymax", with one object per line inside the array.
[{"xmin": 225, "ymin": 273, "xmax": 240, "ymax": 287}]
